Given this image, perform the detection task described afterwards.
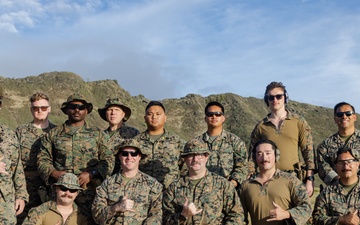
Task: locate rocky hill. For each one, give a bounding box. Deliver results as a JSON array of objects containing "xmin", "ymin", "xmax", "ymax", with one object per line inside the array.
[{"xmin": 0, "ymin": 71, "xmax": 352, "ymax": 148}]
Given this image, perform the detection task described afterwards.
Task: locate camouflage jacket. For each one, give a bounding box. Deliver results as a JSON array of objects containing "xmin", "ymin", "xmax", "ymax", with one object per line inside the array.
[
  {"xmin": 163, "ymin": 170, "xmax": 245, "ymax": 225},
  {"xmin": 92, "ymin": 171, "xmax": 163, "ymax": 225},
  {"xmin": 195, "ymin": 129, "xmax": 248, "ymax": 185},
  {"xmin": 133, "ymin": 129, "xmax": 185, "ymax": 188},
  {"xmin": 22, "ymin": 200, "xmax": 89, "ymax": 225},
  {"xmin": 317, "ymin": 129, "xmax": 360, "ymax": 185},
  {"xmin": 37, "ymin": 121, "xmax": 114, "ymax": 185},
  {"xmin": 240, "ymin": 169, "xmax": 311, "ymax": 225},
  {"xmin": 0, "ymin": 124, "xmax": 29, "ymax": 203},
  {"xmin": 313, "ymin": 177, "xmax": 360, "ymax": 225},
  {"xmin": 15, "ymin": 121, "xmax": 56, "ymax": 171},
  {"xmin": 104, "ymin": 124, "xmax": 140, "ymax": 154}
]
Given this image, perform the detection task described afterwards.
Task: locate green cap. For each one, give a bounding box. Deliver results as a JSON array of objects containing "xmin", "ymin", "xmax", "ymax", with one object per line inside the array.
[
  {"xmin": 53, "ymin": 173, "xmax": 83, "ymax": 190},
  {"xmin": 181, "ymin": 139, "xmax": 210, "ymax": 157},
  {"xmin": 98, "ymin": 98, "xmax": 131, "ymax": 122},
  {"xmin": 60, "ymin": 93, "xmax": 93, "ymax": 114}
]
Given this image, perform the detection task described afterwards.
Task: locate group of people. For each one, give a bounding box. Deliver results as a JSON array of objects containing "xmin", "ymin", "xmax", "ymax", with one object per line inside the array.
[{"xmin": 0, "ymin": 80, "xmax": 359, "ymax": 225}]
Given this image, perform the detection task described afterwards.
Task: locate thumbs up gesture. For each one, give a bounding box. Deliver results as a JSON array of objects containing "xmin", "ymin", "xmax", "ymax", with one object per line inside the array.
[
  {"xmin": 267, "ymin": 201, "xmax": 290, "ymax": 222},
  {"xmin": 113, "ymin": 195, "xmax": 135, "ymax": 213},
  {"xmin": 181, "ymin": 197, "xmax": 203, "ymax": 218}
]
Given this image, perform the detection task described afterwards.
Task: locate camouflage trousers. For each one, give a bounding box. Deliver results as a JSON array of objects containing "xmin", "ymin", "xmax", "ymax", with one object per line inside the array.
[{"xmin": 0, "ymin": 201, "xmax": 16, "ymax": 225}]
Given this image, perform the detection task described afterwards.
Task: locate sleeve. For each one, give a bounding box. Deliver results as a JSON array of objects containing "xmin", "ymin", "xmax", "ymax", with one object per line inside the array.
[
  {"xmin": 239, "ymin": 184, "xmax": 250, "ymax": 225},
  {"xmin": 163, "ymin": 184, "xmax": 187, "ymax": 225},
  {"xmin": 297, "ymin": 117, "xmax": 316, "ymax": 171},
  {"xmin": 11, "ymin": 139, "xmax": 29, "ymax": 202},
  {"xmin": 248, "ymin": 124, "xmax": 262, "ymax": 176},
  {"xmin": 312, "ymin": 190, "xmax": 340, "ymax": 225},
  {"xmin": 92, "ymin": 179, "xmax": 118, "ymax": 224},
  {"xmin": 94, "ymin": 131, "xmax": 114, "ymax": 179},
  {"xmin": 229, "ymin": 137, "xmax": 248, "ymax": 185},
  {"xmin": 22, "ymin": 204, "xmax": 46, "ymax": 225},
  {"xmin": 143, "ymin": 181, "xmax": 163, "ymax": 225},
  {"xmin": 37, "ymin": 132, "xmax": 56, "ymax": 185},
  {"xmin": 317, "ymin": 141, "xmax": 338, "ymax": 185},
  {"xmin": 223, "ymin": 182, "xmax": 245, "ymax": 225}
]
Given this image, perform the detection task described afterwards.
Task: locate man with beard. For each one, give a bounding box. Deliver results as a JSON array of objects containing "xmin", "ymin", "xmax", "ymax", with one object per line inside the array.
[
  {"xmin": 163, "ymin": 139, "xmax": 244, "ymax": 224},
  {"xmin": 194, "ymin": 101, "xmax": 248, "ymax": 188},
  {"xmin": 37, "ymin": 94, "xmax": 114, "ymax": 224},
  {"xmin": 317, "ymin": 102, "xmax": 360, "ymax": 185},
  {"xmin": 15, "ymin": 92, "xmax": 56, "ymax": 224},
  {"xmin": 133, "ymin": 100, "xmax": 185, "ymax": 189},
  {"xmin": 22, "ymin": 173, "xmax": 89, "ymax": 224},
  {"xmin": 313, "ymin": 147, "xmax": 360, "ymax": 225},
  {"xmin": 240, "ymin": 139, "xmax": 311, "ymax": 225}
]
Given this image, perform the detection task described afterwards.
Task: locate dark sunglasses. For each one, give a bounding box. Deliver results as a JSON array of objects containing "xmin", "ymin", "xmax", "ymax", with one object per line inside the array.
[
  {"xmin": 205, "ymin": 111, "xmax": 223, "ymax": 117},
  {"xmin": 68, "ymin": 104, "xmax": 87, "ymax": 111},
  {"xmin": 267, "ymin": 94, "xmax": 284, "ymax": 101},
  {"xmin": 59, "ymin": 186, "xmax": 78, "ymax": 193},
  {"xmin": 121, "ymin": 151, "xmax": 140, "ymax": 157},
  {"xmin": 32, "ymin": 106, "xmax": 50, "ymax": 111},
  {"xmin": 336, "ymin": 111, "xmax": 354, "ymax": 118}
]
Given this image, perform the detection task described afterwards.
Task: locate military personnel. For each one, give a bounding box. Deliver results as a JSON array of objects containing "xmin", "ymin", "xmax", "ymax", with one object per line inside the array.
[
  {"xmin": 313, "ymin": 147, "xmax": 360, "ymax": 225},
  {"xmin": 133, "ymin": 100, "xmax": 185, "ymax": 189},
  {"xmin": 317, "ymin": 102, "xmax": 360, "ymax": 185},
  {"xmin": 37, "ymin": 93, "xmax": 114, "ymax": 224},
  {"xmin": 98, "ymin": 98, "xmax": 140, "ymax": 174},
  {"xmin": 194, "ymin": 101, "xmax": 248, "ymax": 188},
  {"xmin": 0, "ymin": 87, "xmax": 29, "ymax": 225},
  {"xmin": 163, "ymin": 139, "xmax": 244, "ymax": 224},
  {"xmin": 15, "ymin": 92, "xmax": 56, "ymax": 224},
  {"xmin": 250, "ymin": 81, "xmax": 316, "ymax": 197},
  {"xmin": 240, "ymin": 139, "xmax": 312, "ymax": 225},
  {"xmin": 22, "ymin": 173, "xmax": 89, "ymax": 225},
  {"xmin": 92, "ymin": 139, "xmax": 163, "ymax": 224}
]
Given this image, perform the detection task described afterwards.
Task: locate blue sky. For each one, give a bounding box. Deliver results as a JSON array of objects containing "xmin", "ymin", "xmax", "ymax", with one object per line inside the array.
[{"xmin": 1, "ymin": 0, "xmax": 360, "ymax": 110}]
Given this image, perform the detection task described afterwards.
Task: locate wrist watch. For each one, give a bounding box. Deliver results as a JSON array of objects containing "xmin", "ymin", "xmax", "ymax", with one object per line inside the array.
[
  {"xmin": 89, "ymin": 169, "xmax": 99, "ymax": 177},
  {"xmin": 306, "ymin": 175, "xmax": 315, "ymax": 181}
]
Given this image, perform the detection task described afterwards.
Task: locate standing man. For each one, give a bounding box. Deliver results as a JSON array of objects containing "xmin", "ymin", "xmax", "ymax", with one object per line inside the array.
[
  {"xmin": 317, "ymin": 102, "xmax": 360, "ymax": 185},
  {"xmin": 240, "ymin": 139, "xmax": 312, "ymax": 225},
  {"xmin": 37, "ymin": 93, "xmax": 114, "ymax": 224},
  {"xmin": 134, "ymin": 100, "xmax": 185, "ymax": 189},
  {"xmin": 163, "ymin": 139, "xmax": 244, "ymax": 224},
  {"xmin": 313, "ymin": 147, "xmax": 360, "ymax": 225},
  {"xmin": 0, "ymin": 87, "xmax": 29, "ymax": 224},
  {"xmin": 15, "ymin": 92, "xmax": 56, "ymax": 224},
  {"xmin": 250, "ymin": 81, "xmax": 316, "ymax": 196},
  {"xmin": 92, "ymin": 139, "xmax": 163, "ymax": 224},
  {"xmin": 194, "ymin": 101, "xmax": 248, "ymax": 188},
  {"xmin": 22, "ymin": 173, "xmax": 89, "ymax": 225},
  {"xmin": 98, "ymin": 98, "xmax": 140, "ymax": 174}
]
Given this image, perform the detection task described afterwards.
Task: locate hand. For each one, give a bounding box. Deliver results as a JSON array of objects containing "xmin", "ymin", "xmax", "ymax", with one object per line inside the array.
[
  {"xmin": 339, "ymin": 210, "xmax": 359, "ymax": 225},
  {"xmin": 78, "ymin": 172, "xmax": 91, "ymax": 187},
  {"xmin": 50, "ymin": 170, "xmax": 66, "ymax": 180},
  {"xmin": 0, "ymin": 156, "xmax": 9, "ymax": 175},
  {"xmin": 15, "ymin": 199, "xmax": 25, "ymax": 215},
  {"xmin": 305, "ymin": 180, "xmax": 314, "ymax": 197},
  {"xmin": 181, "ymin": 197, "xmax": 203, "ymax": 218},
  {"xmin": 112, "ymin": 195, "xmax": 135, "ymax": 213},
  {"xmin": 267, "ymin": 201, "xmax": 290, "ymax": 222},
  {"xmin": 230, "ymin": 179, "xmax": 238, "ymax": 187}
]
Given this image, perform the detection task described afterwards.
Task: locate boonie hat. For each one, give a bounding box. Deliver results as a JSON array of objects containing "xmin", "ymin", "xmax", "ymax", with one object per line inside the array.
[
  {"xmin": 98, "ymin": 98, "xmax": 131, "ymax": 122},
  {"xmin": 53, "ymin": 173, "xmax": 83, "ymax": 190},
  {"xmin": 181, "ymin": 139, "xmax": 210, "ymax": 157},
  {"xmin": 116, "ymin": 139, "xmax": 147, "ymax": 159},
  {"xmin": 60, "ymin": 93, "xmax": 93, "ymax": 114}
]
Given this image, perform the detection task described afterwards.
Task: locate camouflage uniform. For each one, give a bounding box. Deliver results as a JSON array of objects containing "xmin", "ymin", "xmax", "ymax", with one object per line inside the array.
[
  {"xmin": 240, "ymin": 169, "xmax": 312, "ymax": 225},
  {"xmin": 37, "ymin": 122, "xmax": 114, "ymax": 223},
  {"xmin": 0, "ymin": 124, "xmax": 29, "ymax": 225},
  {"xmin": 133, "ymin": 129, "xmax": 185, "ymax": 188},
  {"xmin": 195, "ymin": 129, "xmax": 248, "ymax": 185},
  {"xmin": 317, "ymin": 129, "xmax": 360, "ymax": 185},
  {"xmin": 92, "ymin": 172, "xmax": 163, "ymax": 225},
  {"xmin": 163, "ymin": 170, "xmax": 245, "ymax": 224},
  {"xmin": 15, "ymin": 122, "xmax": 56, "ymax": 223}
]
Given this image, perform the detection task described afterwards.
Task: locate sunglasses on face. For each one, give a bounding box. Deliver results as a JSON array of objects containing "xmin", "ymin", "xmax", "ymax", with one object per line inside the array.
[
  {"xmin": 267, "ymin": 94, "xmax": 284, "ymax": 101},
  {"xmin": 336, "ymin": 111, "xmax": 354, "ymax": 118},
  {"xmin": 32, "ymin": 106, "xmax": 50, "ymax": 111},
  {"xmin": 120, "ymin": 151, "xmax": 140, "ymax": 157},
  {"xmin": 59, "ymin": 186, "xmax": 78, "ymax": 193},
  {"xmin": 68, "ymin": 104, "xmax": 87, "ymax": 111},
  {"xmin": 205, "ymin": 111, "xmax": 223, "ymax": 117}
]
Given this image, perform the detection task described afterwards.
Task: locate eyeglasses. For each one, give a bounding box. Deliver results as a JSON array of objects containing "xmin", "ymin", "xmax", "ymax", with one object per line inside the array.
[
  {"xmin": 205, "ymin": 111, "xmax": 223, "ymax": 117},
  {"xmin": 120, "ymin": 151, "xmax": 140, "ymax": 157},
  {"xmin": 336, "ymin": 159, "xmax": 359, "ymax": 166},
  {"xmin": 187, "ymin": 153, "xmax": 207, "ymax": 159},
  {"xmin": 59, "ymin": 186, "xmax": 78, "ymax": 193},
  {"xmin": 336, "ymin": 111, "xmax": 354, "ymax": 118},
  {"xmin": 31, "ymin": 106, "xmax": 50, "ymax": 111},
  {"xmin": 267, "ymin": 94, "xmax": 284, "ymax": 101},
  {"xmin": 68, "ymin": 104, "xmax": 87, "ymax": 111}
]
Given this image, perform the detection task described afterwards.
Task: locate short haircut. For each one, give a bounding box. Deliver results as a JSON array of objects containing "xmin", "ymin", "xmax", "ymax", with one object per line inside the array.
[
  {"xmin": 205, "ymin": 101, "xmax": 224, "ymax": 114},
  {"xmin": 30, "ymin": 92, "xmax": 50, "ymax": 103},
  {"xmin": 333, "ymin": 102, "xmax": 355, "ymax": 114},
  {"xmin": 335, "ymin": 147, "xmax": 358, "ymax": 163},
  {"xmin": 252, "ymin": 139, "xmax": 277, "ymax": 155},
  {"xmin": 145, "ymin": 101, "xmax": 165, "ymax": 112},
  {"xmin": 264, "ymin": 81, "xmax": 286, "ymax": 95}
]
